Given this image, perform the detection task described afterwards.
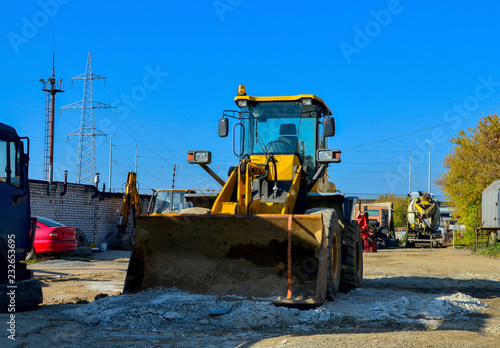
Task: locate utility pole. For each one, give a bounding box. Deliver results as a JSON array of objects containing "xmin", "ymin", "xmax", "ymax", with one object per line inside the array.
[
  {"xmin": 171, "ymin": 164, "xmax": 176, "ymax": 190},
  {"xmin": 409, "ymin": 152, "xmax": 412, "ymax": 194},
  {"xmin": 426, "ymin": 140, "xmax": 431, "ymax": 194},
  {"xmin": 40, "ymin": 51, "xmax": 64, "ymax": 193},
  {"xmin": 108, "ymin": 134, "xmax": 115, "ymax": 192},
  {"xmin": 170, "ymin": 164, "xmax": 176, "ymax": 211}
]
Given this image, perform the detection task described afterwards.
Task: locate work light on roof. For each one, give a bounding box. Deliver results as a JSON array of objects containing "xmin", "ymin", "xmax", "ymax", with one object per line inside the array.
[
  {"xmin": 302, "ymin": 98, "xmax": 312, "ymax": 106},
  {"xmin": 237, "ymin": 99, "xmax": 248, "ymax": 107}
]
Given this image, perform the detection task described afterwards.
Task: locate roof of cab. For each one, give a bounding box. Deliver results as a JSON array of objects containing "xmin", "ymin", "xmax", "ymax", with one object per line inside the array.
[{"xmin": 234, "ymin": 94, "xmax": 332, "ymax": 116}]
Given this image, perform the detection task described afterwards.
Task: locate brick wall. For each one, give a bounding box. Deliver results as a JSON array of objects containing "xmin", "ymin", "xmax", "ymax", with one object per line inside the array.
[{"xmin": 29, "ymin": 180, "xmax": 150, "ymax": 245}]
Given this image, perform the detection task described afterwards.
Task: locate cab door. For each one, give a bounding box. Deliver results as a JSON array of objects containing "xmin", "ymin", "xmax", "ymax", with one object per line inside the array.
[{"xmin": 0, "ymin": 134, "xmax": 31, "ymax": 283}]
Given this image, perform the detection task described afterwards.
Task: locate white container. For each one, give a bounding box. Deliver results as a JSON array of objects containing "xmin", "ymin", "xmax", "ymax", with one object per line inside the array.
[
  {"xmin": 482, "ymin": 180, "xmax": 500, "ymax": 228},
  {"xmin": 100, "ymin": 242, "xmax": 107, "ymax": 251}
]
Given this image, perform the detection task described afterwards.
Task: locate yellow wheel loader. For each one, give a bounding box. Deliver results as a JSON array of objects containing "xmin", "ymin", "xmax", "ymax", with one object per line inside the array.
[{"xmin": 124, "ymin": 85, "xmax": 362, "ymax": 307}]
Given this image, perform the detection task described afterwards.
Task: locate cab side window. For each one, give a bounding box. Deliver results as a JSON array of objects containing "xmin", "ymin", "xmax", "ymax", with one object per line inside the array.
[
  {"xmin": 0, "ymin": 140, "xmax": 8, "ymax": 183},
  {"xmin": 0, "ymin": 140, "xmax": 23, "ymax": 188}
]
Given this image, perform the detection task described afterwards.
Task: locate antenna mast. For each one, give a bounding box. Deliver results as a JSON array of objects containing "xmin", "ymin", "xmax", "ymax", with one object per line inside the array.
[{"xmin": 40, "ymin": 42, "xmax": 64, "ymax": 191}]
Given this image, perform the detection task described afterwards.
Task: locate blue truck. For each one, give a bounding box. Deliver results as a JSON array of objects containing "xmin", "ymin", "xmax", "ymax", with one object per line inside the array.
[{"xmin": 0, "ymin": 122, "xmax": 42, "ymax": 312}]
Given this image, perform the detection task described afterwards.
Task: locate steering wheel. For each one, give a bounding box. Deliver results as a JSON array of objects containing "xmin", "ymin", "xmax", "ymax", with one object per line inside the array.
[{"xmin": 266, "ymin": 140, "xmax": 293, "ymax": 153}]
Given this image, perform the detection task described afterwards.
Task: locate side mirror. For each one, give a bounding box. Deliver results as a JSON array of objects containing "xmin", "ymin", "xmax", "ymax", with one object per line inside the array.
[
  {"xmin": 324, "ymin": 117, "xmax": 335, "ymax": 137},
  {"xmin": 218, "ymin": 118, "xmax": 229, "ymax": 138}
]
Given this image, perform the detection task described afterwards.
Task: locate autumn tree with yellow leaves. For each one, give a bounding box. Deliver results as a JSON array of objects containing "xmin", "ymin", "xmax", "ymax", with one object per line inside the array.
[
  {"xmin": 436, "ymin": 114, "xmax": 500, "ymax": 243},
  {"xmin": 375, "ymin": 193, "xmax": 408, "ymax": 228}
]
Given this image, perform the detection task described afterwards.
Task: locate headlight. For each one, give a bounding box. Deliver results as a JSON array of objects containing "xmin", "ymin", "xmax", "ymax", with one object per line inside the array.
[
  {"xmin": 236, "ymin": 99, "xmax": 248, "ymax": 107},
  {"xmin": 302, "ymin": 98, "xmax": 312, "ymax": 106},
  {"xmin": 317, "ymin": 149, "xmax": 341, "ymax": 163},
  {"xmin": 187, "ymin": 151, "xmax": 212, "ymax": 164}
]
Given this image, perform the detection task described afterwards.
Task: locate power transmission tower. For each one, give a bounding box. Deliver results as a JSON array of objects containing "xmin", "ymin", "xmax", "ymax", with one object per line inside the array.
[{"xmin": 61, "ymin": 52, "xmax": 115, "ymax": 184}]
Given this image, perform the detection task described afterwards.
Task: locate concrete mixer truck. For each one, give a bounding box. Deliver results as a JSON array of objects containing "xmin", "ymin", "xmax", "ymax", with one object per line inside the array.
[{"xmin": 406, "ymin": 192, "xmax": 442, "ymax": 248}]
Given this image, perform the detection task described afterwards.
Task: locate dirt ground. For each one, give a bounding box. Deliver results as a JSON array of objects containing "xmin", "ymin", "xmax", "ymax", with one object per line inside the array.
[{"xmin": 1, "ymin": 247, "xmax": 499, "ymax": 347}]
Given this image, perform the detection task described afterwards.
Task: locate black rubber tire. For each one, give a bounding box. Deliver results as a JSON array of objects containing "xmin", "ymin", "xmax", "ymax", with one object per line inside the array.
[
  {"xmin": 76, "ymin": 229, "xmax": 89, "ymax": 247},
  {"xmin": 0, "ymin": 279, "xmax": 43, "ymax": 313},
  {"xmin": 339, "ymin": 221, "xmax": 363, "ymax": 293},
  {"xmin": 305, "ymin": 208, "xmax": 341, "ymax": 301},
  {"xmin": 406, "ymin": 239, "xmax": 415, "ymax": 248}
]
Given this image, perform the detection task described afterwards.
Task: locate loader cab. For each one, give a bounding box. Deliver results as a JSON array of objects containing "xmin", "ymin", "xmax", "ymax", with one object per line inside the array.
[
  {"xmin": 152, "ymin": 189, "xmax": 194, "ymax": 214},
  {"xmin": 233, "ymin": 90, "xmax": 334, "ymax": 180}
]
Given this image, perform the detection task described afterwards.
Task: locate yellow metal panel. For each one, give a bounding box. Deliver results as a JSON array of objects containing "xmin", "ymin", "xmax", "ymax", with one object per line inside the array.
[
  {"xmin": 212, "ymin": 169, "xmax": 237, "ymax": 214},
  {"xmin": 310, "ymin": 168, "xmax": 336, "ymax": 194},
  {"xmin": 281, "ymin": 165, "xmax": 302, "ymax": 215},
  {"xmin": 221, "ymin": 202, "xmax": 237, "ymax": 215},
  {"xmin": 255, "ymin": 202, "xmax": 284, "ymax": 214},
  {"xmin": 250, "ymin": 154, "xmax": 300, "ymax": 181}
]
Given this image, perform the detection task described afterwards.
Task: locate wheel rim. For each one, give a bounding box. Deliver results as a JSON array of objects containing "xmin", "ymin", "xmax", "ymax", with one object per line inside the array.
[
  {"xmin": 356, "ymin": 235, "xmax": 363, "ymax": 281},
  {"xmin": 331, "ymin": 228, "xmax": 342, "ymax": 295}
]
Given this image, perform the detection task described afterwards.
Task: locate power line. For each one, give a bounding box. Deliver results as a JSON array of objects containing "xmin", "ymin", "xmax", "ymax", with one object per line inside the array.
[
  {"xmin": 0, "ymin": 70, "xmax": 38, "ymax": 79},
  {"xmin": 0, "ymin": 70, "xmax": 38, "ymax": 82},
  {"xmin": 102, "ymin": 85, "xmax": 202, "ymax": 179},
  {"xmin": 0, "ymin": 100, "xmax": 45, "ymax": 109},
  {"xmin": 343, "ymin": 149, "xmax": 450, "ymax": 154},
  {"xmin": 0, "ymin": 109, "xmax": 44, "ymax": 116},
  {"xmin": 343, "ymin": 105, "xmax": 500, "ymax": 150}
]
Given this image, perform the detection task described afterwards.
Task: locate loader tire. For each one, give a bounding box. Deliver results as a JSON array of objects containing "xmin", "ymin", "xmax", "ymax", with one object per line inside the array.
[
  {"xmin": 305, "ymin": 208, "xmax": 341, "ymax": 301},
  {"xmin": 339, "ymin": 221, "xmax": 363, "ymax": 293}
]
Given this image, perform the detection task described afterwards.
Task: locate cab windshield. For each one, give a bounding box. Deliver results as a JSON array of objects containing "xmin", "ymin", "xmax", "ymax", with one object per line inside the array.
[
  {"xmin": 241, "ymin": 101, "xmax": 320, "ymax": 170},
  {"xmin": 153, "ymin": 191, "xmax": 192, "ymax": 213}
]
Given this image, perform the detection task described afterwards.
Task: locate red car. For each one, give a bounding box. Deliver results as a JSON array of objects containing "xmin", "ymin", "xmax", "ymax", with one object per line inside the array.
[{"xmin": 32, "ymin": 217, "xmax": 78, "ymax": 254}]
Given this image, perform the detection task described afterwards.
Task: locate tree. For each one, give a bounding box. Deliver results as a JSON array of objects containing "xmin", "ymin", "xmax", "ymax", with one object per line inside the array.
[
  {"xmin": 436, "ymin": 114, "xmax": 500, "ymax": 244},
  {"xmin": 375, "ymin": 193, "xmax": 408, "ymax": 228}
]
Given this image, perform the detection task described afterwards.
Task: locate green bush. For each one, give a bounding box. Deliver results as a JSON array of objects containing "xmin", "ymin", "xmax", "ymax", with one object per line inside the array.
[{"xmin": 478, "ymin": 242, "xmax": 500, "ymax": 258}]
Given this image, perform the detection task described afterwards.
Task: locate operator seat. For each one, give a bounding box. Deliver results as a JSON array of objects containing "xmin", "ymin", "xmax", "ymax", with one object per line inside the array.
[{"xmin": 267, "ymin": 124, "xmax": 299, "ymax": 153}]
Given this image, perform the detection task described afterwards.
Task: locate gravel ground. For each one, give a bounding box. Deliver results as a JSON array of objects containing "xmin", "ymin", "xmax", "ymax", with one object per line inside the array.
[{"xmin": 1, "ymin": 247, "xmax": 499, "ymax": 347}]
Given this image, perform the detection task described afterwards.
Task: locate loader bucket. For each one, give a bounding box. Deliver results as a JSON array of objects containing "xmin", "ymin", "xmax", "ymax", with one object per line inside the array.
[{"xmin": 124, "ymin": 214, "xmax": 329, "ymax": 306}]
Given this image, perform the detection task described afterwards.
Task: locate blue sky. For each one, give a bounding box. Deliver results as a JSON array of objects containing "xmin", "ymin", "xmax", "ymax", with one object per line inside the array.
[{"xmin": 2, "ymin": 0, "xmax": 500, "ymax": 199}]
